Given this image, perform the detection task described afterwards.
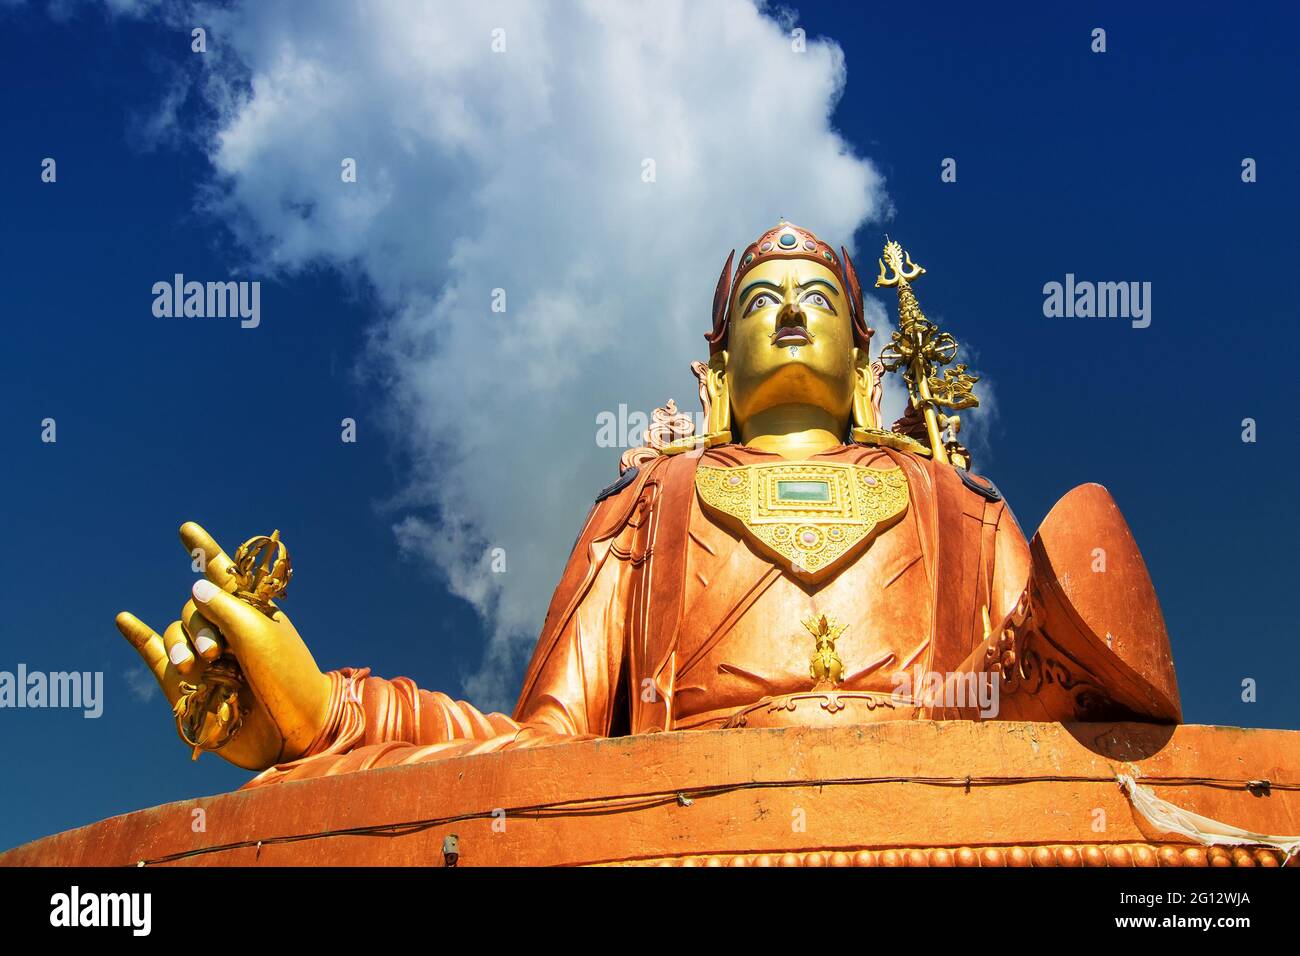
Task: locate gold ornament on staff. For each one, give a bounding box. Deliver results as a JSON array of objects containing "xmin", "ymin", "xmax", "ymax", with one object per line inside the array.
[
  {"xmin": 875, "ymin": 239, "xmax": 979, "ymax": 466},
  {"xmin": 172, "ymin": 530, "xmax": 292, "ymax": 759}
]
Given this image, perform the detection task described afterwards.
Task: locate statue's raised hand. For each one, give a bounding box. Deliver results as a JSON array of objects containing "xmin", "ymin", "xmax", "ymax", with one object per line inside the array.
[{"xmin": 114, "ymin": 522, "xmax": 332, "ymax": 770}]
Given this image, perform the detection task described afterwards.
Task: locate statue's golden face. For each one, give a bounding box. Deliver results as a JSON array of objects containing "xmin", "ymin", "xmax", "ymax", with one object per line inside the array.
[{"xmin": 725, "ymin": 258, "xmax": 856, "ymax": 429}]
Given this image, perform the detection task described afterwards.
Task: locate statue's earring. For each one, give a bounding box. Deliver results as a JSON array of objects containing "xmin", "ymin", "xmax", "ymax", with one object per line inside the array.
[
  {"xmin": 850, "ymin": 348, "xmax": 880, "ymax": 432},
  {"xmin": 662, "ymin": 352, "xmax": 731, "ymax": 457},
  {"xmin": 850, "ymin": 349, "xmax": 929, "ymax": 453},
  {"xmin": 705, "ymin": 351, "xmax": 731, "ymax": 438}
]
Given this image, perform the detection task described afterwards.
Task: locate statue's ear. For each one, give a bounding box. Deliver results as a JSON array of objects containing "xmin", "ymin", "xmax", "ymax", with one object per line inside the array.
[
  {"xmin": 705, "ymin": 251, "xmax": 734, "ymax": 353},
  {"xmin": 841, "ymin": 246, "xmax": 870, "ymax": 349}
]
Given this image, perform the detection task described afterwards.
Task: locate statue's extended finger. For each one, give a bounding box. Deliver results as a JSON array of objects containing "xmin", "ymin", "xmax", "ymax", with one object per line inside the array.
[
  {"xmin": 115, "ymin": 611, "xmax": 168, "ymax": 679},
  {"xmin": 179, "ymin": 521, "xmax": 237, "ymax": 590},
  {"xmin": 182, "ymin": 599, "xmax": 225, "ymax": 661}
]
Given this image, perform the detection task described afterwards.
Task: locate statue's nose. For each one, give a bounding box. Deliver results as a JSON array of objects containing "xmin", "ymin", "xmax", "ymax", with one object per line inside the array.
[{"xmin": 777, "ymin": 301, "xmax": 806, "ymax": 327}]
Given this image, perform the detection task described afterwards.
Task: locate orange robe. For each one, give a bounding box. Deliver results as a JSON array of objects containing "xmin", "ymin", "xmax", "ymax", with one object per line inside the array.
[{"xmin": 247, "ymin": 444, "xmax": 1179, "ymax": 787}]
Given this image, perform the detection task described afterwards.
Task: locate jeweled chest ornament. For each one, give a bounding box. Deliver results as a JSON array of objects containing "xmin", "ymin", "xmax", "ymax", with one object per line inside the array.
[
  {"xmin": 694, "ymin": 461, "xmax": 909, "ymax": 578},
  {"xmin": 172, "ymin": 530, "xmax": 292, "ymax": 759}
]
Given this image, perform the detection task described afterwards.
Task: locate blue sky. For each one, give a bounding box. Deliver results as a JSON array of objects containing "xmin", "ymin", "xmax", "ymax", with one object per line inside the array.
[{"xmin": 1, "ymin": 1, "xmax": 1297, "ymax": 851}]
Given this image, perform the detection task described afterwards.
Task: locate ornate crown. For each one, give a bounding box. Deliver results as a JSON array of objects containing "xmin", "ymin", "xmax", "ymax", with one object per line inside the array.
[{"xmin": 705, "ymin": 220, "xmax": 872, "ymax": 355}]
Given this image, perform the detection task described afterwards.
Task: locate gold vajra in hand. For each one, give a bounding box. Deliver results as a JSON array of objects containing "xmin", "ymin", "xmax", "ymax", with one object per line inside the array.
[{"xmin": 172, "ymin": 530, "xmax": 293, "ymax": 759}]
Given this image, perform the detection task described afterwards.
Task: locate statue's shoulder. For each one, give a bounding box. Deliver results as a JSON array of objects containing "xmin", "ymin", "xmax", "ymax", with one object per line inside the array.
[
  {"xmin": 851, "ymin": 433, "xmax": 1004, "ymax": 507},
  {"xmin": 935, "ymin": 460, "xmax": 1023, "ymax": 535},
  {"xmin": 952, "ymin": 465, "xmax": 1004, "ymax": 503},
  {"xmin": 899, "ymin": 452, "xmax": 1012, "ymax": 512},
  {"xmin": 594, "ymin": 465, "xmax": 644, "ymax": 503},
  {"xmin": 566, "ymin": 462, "xmax": 656, "ymax": 560},
  {"xmin": 592, "ymin": 454, "xmax": 672, "ymax": 504},
  {"xmin": 594, "ymin": 451, "xmax": 707, "ymax": 522}
]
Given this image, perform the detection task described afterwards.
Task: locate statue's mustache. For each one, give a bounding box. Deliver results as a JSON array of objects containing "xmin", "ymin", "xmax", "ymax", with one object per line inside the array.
[{"xmin": 770, "ymin": 313, "xmax": 814, "ymax": 344}]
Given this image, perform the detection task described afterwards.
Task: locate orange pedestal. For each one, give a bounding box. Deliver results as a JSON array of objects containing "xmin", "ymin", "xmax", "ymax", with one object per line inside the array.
[{"xmin": 3, "ymin": 721, "xmax": 1296, "ymax": 867}]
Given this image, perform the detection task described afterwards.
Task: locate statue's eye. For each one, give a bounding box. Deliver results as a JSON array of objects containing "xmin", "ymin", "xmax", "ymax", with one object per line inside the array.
[
  {"xmin": 801, "ymin": 291, "xmax": 832, "ymax": 311},
  {"xmin": 745, "ymin": 293, "xmax": 779, "ymax": 315}
]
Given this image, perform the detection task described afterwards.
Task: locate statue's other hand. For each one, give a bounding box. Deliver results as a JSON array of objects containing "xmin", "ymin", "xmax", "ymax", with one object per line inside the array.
[{"xmin": 113, "ymin": 521, "xmax": 333, "ymax": 771}]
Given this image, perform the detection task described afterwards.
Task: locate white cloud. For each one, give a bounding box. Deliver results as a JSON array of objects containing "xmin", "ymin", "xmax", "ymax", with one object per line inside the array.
[
  {"xmin": 124, "ymin": 664, "xmax": 156, "ymax": 703},
  {"xmin": 147, "ymin": 0, "xmax": 897, "ymax": 708}
]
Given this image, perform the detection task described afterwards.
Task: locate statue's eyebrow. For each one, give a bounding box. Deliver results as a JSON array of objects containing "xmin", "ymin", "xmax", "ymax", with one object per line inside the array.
[
  {"xmin": 798, "ymin": 278, "xmax": 841, "ymax": 297},
  {"xmin": 736, "ymin": 279, "xmax": 782, "ymax": 305}
]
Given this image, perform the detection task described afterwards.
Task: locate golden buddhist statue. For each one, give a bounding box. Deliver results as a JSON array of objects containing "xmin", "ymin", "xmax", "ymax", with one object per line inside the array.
[{"xmin": 114, "ymin": 221, "xmax": 1181, "ymax": 788}]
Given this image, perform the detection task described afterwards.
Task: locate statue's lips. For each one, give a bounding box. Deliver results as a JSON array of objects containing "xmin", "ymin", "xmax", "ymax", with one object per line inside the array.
[{"xmin": 772, "ymin": 326, "xmax": 812, "ymax": 346}]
